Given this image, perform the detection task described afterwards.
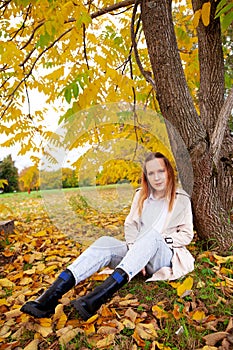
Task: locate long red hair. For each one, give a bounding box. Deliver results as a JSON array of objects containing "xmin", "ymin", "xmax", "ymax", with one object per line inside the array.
[{"xmin": 138, "ymin": 152, "xmax": 176, "ymax": 216}]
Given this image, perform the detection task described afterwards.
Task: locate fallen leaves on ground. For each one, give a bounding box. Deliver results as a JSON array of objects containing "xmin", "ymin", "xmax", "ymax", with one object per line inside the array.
[{"xmin": 0, "ymin": 191, "xmax": 233, "ymax": 349}]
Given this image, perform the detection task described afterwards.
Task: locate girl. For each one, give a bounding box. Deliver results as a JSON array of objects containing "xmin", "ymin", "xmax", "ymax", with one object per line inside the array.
[{"xmin": 21, "ymin": 152, "xmax": 194, "ymax": 320}]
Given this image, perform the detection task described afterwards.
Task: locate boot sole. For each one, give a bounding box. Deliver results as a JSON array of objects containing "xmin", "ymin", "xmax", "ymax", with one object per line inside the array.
[
  {"xmin": 71, "ymin": 299, "xmax": 93, "ymax": 321},
  {"xmin": 20, "ymin": 302, "xmax": 55, "ymax": 318}
]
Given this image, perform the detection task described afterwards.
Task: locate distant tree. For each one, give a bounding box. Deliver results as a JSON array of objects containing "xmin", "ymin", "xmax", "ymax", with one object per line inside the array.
[
  {"xmin": 62, "ymin": 168, "xmax": 79, "ymax": 188},
  {"xmin": 0, "ymin": 155, "xmax": 18, "ymax": 192},
  {"xmin": 19, "ymin": 166, "xmax": 39, "ymax": 193}
]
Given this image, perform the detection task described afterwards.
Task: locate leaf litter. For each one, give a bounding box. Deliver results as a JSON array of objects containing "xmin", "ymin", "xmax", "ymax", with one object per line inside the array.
[{"xmin": 0, "ymin": 190, "xmax": 233, "ymax": 349}]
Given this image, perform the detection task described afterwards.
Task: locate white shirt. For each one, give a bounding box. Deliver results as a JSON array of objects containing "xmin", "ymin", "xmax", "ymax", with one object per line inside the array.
[{"xmin": 140, "ymin": 194, "xmax": 169, "ymax": 234}]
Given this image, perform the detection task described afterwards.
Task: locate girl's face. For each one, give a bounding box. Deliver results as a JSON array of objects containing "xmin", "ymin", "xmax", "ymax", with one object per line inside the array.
[{"xmin": 145, "ymin": 158, "xmax": 168, "ymax": 197}]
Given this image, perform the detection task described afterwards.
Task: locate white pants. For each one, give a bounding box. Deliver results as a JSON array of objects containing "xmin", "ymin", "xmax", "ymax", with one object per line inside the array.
[{"xmin": 67, "ymin": 229, "xmax": 173, "ymax": 285}]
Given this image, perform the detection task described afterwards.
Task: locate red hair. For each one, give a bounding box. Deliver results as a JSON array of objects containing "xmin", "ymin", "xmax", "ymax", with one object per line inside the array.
[{"xmin": 138, "ymin": 152, "xmax": 176, "ymax": 216}]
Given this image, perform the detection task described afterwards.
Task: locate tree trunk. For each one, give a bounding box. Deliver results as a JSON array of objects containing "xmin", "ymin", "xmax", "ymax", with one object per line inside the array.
[
  {"xmin": 192, "ymin": 0, "xmax": 233, "ymax": 214},
  {"xmin": 140, "ymin": 0, "xmax": 233, "ymax": 251}
]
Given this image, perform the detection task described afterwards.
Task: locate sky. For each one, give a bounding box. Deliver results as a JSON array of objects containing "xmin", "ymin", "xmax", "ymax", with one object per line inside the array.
[{"xmin": 0, "ymin": 90, "xmax": 61, "ymax": 172}]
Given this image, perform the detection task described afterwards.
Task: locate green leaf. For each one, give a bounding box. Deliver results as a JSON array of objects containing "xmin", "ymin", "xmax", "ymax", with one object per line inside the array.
[
  {"xmin": 216, "ymin": 2, "xmax": 233, "ymax": 17},
  {"xmin": 64, "ymin": 87, "xmax": 72, "ymax": 103},
  {"xmin": 72, "ymin": 83, "xmax": 79, "ymax": 99},
  {"xmin": 36, "ymin": 31, "xmax": 51, "ymax": 49},
  {"xmin": 221, "ymin": 7, "xmax": 233, "ymax": 32}
]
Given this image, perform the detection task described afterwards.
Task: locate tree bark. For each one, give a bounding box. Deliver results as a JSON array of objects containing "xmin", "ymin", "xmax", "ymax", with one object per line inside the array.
[
  {"xmin": 140, "ymin": 0, "xmax": 233, "ymax": 251},
  {"xmin": 192, "ymin": 0, "xmax": 233, "ymax": 214}
]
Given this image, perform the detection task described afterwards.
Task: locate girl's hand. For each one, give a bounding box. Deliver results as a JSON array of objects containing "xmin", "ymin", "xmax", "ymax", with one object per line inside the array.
[{"xmin": 141, "ymin": 268, "xmax": 146, "ymax": 276}]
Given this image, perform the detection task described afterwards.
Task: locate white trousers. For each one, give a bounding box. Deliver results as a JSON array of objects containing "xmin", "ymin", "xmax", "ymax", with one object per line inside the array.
[{"xmin": 67, "ymin": 229, "xmax": 173, "ymax": 285}]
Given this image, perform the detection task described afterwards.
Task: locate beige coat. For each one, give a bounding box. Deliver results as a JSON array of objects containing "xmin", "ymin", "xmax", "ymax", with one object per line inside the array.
[{"xmin": 124, "ymin": 188, "xmax": 195, "ymax": 282}]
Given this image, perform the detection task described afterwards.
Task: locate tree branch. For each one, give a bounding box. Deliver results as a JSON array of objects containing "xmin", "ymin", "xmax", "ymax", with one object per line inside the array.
[
  {"xmin": 130, "ymin": 0, "xmax": 156, "ymax": 90},
  {"xmin": 1, "ymin": 27, "xmax": 73, "ymax": 120},
  {"xmin": 91, "ymin": 0, "xmax": 135, "ymax": 19},
  {"xmin": 211, "ymin": 86, "xmax": 233, "ymax": 164}
]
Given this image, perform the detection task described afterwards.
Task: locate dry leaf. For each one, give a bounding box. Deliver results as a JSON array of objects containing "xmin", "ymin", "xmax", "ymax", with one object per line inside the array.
[
  {"xmin": 100, "ymin": 305, "xmax": 113, "ymax": 317},
  {"xmin": 33, "ymin": 323, "xmax": 53, "ymax": 337},
  {"xmin": 59, "ymin": 327, "xmax": 83, "ymax": 346},
  {"xmin": 0, "ymin": 325, "xmax": 11, "ymax": 338},
  {"xmin": 119, "ymin": 298, "xmax": 139, "ymax": 306},
  {"xmin": 5, "ymin": 308, "xmax": 22, "ymax": 320},
  {"xmin": 19, "ymin": 277, "xmax": 33, "ymax": 285},
  {"xmin": 134, "ymin": 322, "xmax": 157, "ymax": 340},
  {"xmin": 97, "ymin": 326, "xmax": 118, "ymax": 335},
  {"xmin": 122, "ymin": 318, "xmax": 136, "ymax": 329},
  {"xmin": 0, "ymin": 278, "xmax": 15, "ymax": 288},
  {"xmin": 203, "ymin": 331, "xmax": 228, "ymax": 346},
  {"xmin": 23, "ymin": 339, "xmax": 40, "ymax": 350},
  {"xmin": 95, "ymin": 334, "xmax": 115, "ymax": 348},
  {"xmin": 84, "ymin": 323, "xmax": 95, "ymax": 336},
  {"xmin": 124, "ymin": 307, "xmax": 138, "ymax": 322}
]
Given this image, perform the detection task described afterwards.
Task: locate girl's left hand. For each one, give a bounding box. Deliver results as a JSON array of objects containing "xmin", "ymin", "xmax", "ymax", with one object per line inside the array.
[{"xmin": 141, "ymin": 268, "xmax": 146, "ymax": 276}]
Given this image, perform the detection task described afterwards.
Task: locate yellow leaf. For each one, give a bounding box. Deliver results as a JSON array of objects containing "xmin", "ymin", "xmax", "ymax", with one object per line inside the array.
[
  {"xmin": 0, "ymin": 204, "xmax": 12, "ymax": 214},
  {"xmin": 202, "ymin": 2, "xmax": 211, "ymax": 26},
  {"xmin": 33, "ymin": 323, "xmax": 53, "ymax": 337},
  {"xmin": 192, "ymin": 310, "xmax": 206, "ymax": 321},
  {"xmin": 0, "ymin": 298, "xmax": 8, "ymax": 306},
  {"xmin": 152, "ymin": 305, "xmax": 169, "ymax": 319},
  {"xmin": 213, "ymin": 254, "xmax": 233, "ymax": 264},
  {"xmin": 0, "ymin": 278, "xmax": 15, "ymax": 288},
  {"xmin": 152, "ymin": 341, "xmax": 172, "ymax": 350},
  {"xmin": 220, "ymin": 267, "xmax": 233, "ymax": 275},
  {"xmin": 119, "ymin": 298, "xmax": 138, "ymax": 306},
  {"xmin": 39, "ymin": 318, "xmax": 52, "ymax": 328},
  {"xmin": 85, "ymin": 313, "xmax": 99, "ymax": 323},
  {"xmin": 19, "ymin": 277, "xmax": 33, "ymax": 285},
  {"xmin": 43, "ymin": 265, "xmax": 58, "ymax": 274},
  {"xmin": 177, "ymin": 276, "xmax": 193, "ymax": 297},
  {"xmin": 169, "ymin": 281, "xmax": 180, "ymax": 289},
  {"xmin": 84, "ymin": 323, "xmax": 95, "ymax": 336},
  {"xmin": 193, "ymin": 9, "xmax": 202, "ymax": 28},
  {"xmin": 100, "ymin": 305, "xmax": 114, "ymax": 317},
  {"xmin": 33, "ymin": 230, "xmax": 47, "ymax": 237}
]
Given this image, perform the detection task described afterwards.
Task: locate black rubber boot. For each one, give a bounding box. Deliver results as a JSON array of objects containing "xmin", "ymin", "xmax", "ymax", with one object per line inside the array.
[
  {"xmin": 71, "ymin": 268, "xmax": 128, "ymax": 321},
  {"xmin": 20, "ymin": 269, "xmax": 75, "ymax": 318}
]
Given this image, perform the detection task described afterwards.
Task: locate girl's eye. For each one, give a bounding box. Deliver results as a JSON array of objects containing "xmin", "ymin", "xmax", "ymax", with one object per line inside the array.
[
  {"xmin": 159, "ymin": 169, "xmax": 165, "ymax": 173},
  {"xmin": 148, "ymin": 172, "xmax": 153, "ymax": 176}
]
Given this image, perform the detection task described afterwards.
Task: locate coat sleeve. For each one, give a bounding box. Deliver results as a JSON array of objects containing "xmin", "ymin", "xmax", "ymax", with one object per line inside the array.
[
  {"xmin": 124, "ymin": 189, "xmax": 141, "ymax": 247},
  {"xmin": 163, "ymin": 194, "xmax": 194, "ymax": 248}
]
